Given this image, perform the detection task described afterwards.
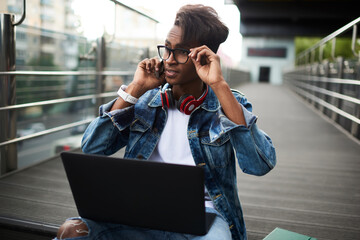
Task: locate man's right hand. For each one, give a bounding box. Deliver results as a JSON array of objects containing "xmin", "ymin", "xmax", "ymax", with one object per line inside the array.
[
  {"xmin": 110, "ymin": 58, "xmax": 165, "ymax": 111},
  {"xmin": 131, "ymin": 57, "xmax": 166, "ymax": 96}
]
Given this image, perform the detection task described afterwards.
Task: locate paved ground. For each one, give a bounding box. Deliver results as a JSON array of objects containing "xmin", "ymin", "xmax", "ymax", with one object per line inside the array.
[
  {"xmin": 236, "ymin": 83, "xmax": 360, "ymax": 239},
  {"xmin": 0, "ymin": 83, "xmax": 359, "ymax": 239}
]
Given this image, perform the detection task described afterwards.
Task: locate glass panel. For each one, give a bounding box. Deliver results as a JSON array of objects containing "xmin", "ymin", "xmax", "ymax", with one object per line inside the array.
[{"xmin": 3, "ymin": 0, "xmax": 158, "ymax": 170}]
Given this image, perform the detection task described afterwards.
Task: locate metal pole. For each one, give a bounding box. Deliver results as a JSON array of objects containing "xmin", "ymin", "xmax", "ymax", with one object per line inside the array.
[
  {"xmin": 95, "ymin": 37, "xmax": 106, "ymax": 116},
  {"xmin": 0, "ymin": 13, "xmax": 17, "ymax": 175}
]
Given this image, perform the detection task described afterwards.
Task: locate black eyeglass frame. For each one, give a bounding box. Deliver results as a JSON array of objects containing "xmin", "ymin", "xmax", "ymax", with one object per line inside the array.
[{"xmin": 157, "ymin": 45, "xmax": 191, "ymax": 64}]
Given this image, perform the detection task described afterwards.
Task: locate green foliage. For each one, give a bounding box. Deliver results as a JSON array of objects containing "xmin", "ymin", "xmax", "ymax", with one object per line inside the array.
[{"xmin": 295, "ymin": 37, "xmax": 359, "ymax": 63}]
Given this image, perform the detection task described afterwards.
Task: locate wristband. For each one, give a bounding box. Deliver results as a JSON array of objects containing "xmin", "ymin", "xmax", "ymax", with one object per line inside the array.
[{"xmin": 117, "ymin": 85, "xmax": 138, "ymax": 104}]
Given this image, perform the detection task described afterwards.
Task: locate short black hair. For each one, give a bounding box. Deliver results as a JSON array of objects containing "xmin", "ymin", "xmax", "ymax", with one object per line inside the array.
[{"xmin": 174, "ymin": 4, "xmax": 229, "ymax": 53}]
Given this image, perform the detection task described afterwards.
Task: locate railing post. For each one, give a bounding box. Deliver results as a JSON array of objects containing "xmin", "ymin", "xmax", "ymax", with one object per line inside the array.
[
  {"xmin": 323, "ymin": 61, "xmax": 331, "ymax": 116},
  {"xmin": 352, "ymin": 62, "xmax": 360, "ymax": 138},
  {"xmin": 95, "ymin": 37, "xmax": 106, "ymax": 116},
  {"xmin": 0, "ymin": 13, "xmax": 17, "ymax": 175},
  {"xmin": 333, "ymin": 57, "xmax": 345, "ymax": 123}
]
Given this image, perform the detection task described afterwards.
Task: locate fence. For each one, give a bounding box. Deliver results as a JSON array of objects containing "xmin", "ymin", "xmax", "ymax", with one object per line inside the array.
[
  {"xmin": 0, "ymin": 0, "xmax": 250, "ymax": 176},
  {"xmin": 283, "ymin": 17, "xmax": 360, "ymax": 140},
  {"xmin": 0, "ymin": 0, "xmax": 150, "ymax": 176}
]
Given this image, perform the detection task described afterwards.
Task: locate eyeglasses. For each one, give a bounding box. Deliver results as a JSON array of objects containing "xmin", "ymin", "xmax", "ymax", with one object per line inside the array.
[{"xmin": 157, "ymin": 45, "xmax": 191, "ymax": 64}]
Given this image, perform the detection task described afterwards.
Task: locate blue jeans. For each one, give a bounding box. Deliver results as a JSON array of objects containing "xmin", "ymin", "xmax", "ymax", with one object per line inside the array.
[{"xmin": 54, "ymin": 208, "xmax": 232, "ymax": 240}]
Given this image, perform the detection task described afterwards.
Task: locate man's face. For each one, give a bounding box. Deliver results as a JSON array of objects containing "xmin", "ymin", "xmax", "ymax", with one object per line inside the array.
[{"xmin": 163, "ymin": 25, "xmax": 200, "ymax": 86}]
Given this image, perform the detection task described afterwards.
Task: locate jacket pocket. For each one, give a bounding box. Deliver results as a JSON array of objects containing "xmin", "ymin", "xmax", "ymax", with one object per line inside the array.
[
  {"xmin": 200, "ymin": 133, "xmax": 231, "ymax": 168},
  {"xmin": 127, "ymin": 119, "xmax": 150, "ymax": 153}
]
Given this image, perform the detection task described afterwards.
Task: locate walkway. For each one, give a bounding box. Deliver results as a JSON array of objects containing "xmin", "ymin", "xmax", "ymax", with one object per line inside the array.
[
  {"xmin": 0, "ymin": 83, "xmax": 359, "ymax": 239},
  {"xmin": 237, "ymin": 83, "xmax": 360, "ymax": 239}
]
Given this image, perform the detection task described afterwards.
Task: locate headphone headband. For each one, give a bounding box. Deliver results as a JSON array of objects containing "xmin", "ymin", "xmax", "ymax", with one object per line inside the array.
[{"xmin": 160, "ymin": 84, "xmax": 208, "ymax": 115}]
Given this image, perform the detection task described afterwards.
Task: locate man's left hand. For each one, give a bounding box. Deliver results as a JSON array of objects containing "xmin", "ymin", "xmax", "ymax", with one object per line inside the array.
[{"xmin": 189, "ymin": 45, "xmax": 225, "ymax": 87}]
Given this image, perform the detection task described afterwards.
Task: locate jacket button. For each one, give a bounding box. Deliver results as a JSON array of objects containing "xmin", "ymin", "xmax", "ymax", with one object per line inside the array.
[
  {"xmin": 136, "ymin": 154, "xmax": 144, "ymax": 159},
  {"xmin": 153, "ymin": 127, "xmax": 158, "ymax": 133}
]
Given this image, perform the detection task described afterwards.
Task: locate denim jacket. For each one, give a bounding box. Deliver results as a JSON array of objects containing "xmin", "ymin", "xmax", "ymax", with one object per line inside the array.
[{"xmin": 81, "ymin": 86, "xmax": 276, "ymax": 240}]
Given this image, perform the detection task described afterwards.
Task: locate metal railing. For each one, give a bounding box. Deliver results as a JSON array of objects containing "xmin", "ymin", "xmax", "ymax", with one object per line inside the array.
[
  {"xmin": 284, "ymin": 17, "xmax": 360, "ymax": 140},
  {"xmin": 0, "ymin": 0, "xmax": 150, "ymax": 176},
  {"xmin": 1, "ymin": 5, "xmax": 21, "ymax": 175},
  {"xmin": 0, "ymin": 65, "xmax": 135, "ymax": 176},
  {"xmin": 0, "ymin": 70, "xmax": 133, "ymax": 147},
  {"xmin": 0, "ymin": 0, "xmax": 250, "ymax": 176}
]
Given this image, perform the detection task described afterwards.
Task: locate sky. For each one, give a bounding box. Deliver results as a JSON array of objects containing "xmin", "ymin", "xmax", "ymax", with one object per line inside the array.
[{"xmin": 72, "ymin": 0, "xmax": 243, "ymax": 65}]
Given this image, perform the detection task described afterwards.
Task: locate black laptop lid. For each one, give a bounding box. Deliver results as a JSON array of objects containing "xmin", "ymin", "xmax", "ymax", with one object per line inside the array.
[{"xmin": 61, "ymin": 152, "xmax": 213, "ymax": 235}]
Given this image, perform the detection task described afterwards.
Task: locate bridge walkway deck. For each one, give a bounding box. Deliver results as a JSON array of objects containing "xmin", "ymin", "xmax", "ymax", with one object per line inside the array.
[{"xmin": 0, "ymin": 83, "xmax": 359, "ymax": 239}]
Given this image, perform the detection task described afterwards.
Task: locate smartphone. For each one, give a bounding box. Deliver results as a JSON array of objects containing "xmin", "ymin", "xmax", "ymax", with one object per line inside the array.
[{"xmin": 155, "ymin": 60, "xmax": 164, "ymax": 79}]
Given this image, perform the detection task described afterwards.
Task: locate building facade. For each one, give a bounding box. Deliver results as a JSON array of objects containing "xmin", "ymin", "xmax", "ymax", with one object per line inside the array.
[{"xmin": 240, "ymin": 37, "xmax": 295, "ymax": 85}]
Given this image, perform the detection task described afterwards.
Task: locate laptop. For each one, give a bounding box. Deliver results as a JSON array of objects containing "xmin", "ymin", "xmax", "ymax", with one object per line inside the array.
[{"xmin": 61, "ymin": 152, "xmax": 215, "ymax": 236}]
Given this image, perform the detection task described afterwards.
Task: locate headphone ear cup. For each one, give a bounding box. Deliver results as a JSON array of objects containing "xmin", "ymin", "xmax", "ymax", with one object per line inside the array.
[
  {"xmin": 161, "ymin": 91, "xmax": 168, "ymax": 109},
  {"xmin": 161, "ymin": 89, "xmax": 175, "ymax": 109},
  {"xmin": 166, "ymin": 89, "xmax": 175, "ymax": 108},
  {"xmin": 174, "ymin": 85, "xmax": 209, "ymax": 115},
  {"xmin": 177, "ymin": 94, "xmax": 195, "ymax": 114}
]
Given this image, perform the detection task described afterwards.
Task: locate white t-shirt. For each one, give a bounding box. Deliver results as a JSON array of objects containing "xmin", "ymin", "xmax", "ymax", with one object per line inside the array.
[
  {"xmin": 148, "ymin": 108, "xmax": 214, "ymax": 208},
  {"xmin": 149, "ymin": 108, "xmax": 193, "ymax": 166}
]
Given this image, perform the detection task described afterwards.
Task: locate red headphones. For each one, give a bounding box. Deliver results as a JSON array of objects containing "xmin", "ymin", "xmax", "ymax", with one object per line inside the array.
[{"xmin": 160, "ymin": 83, "xmax": 208, "ymax": 115}]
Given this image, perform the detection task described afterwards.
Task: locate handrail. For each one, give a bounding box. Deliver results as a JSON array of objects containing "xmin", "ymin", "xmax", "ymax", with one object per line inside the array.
[
  {"xmin": 0, "ymin": 92, "xmax": 117, "ymax": 111},
  {"xmin": 285, "ymin": 73, "xmax": 360, "ymax": 85},
  {"xmin": 286, "ymin": 17, "xmax": 360, "ymax": 142},
  {"xmin": 12, "ymin": 0, "xmax": 26, "ymax": 26},
  {"xmin": 0, "ymin": 67, "xmax": 134, "ymax": 147},
  {"xmin": 297, "ymin": 16, "xmax": 360, "ymax": 64},
  {"xmin": 287, "ymin": 82, "xmax": 360, "ymax": 125},
  {"xmin": 0, "ymin": 119, "xmax": 93, "ymax": 147},
  {"xmin": 0, "ymin": 70, "xmax": 134, "ymax": 76},
  {"xmin": 0, "ymin": 70, "xmax": 133, "ymax": 111},
  {"xmin": 108, "ymin": 0, "xmax": 158, "ymax": 23},
  {"xmin": 291, "ymin": 80, "xmax": 360, "ymax": 105},
  {"xmin": 283, "ymin": 64, "xmax": 360, "ymax": 140}
]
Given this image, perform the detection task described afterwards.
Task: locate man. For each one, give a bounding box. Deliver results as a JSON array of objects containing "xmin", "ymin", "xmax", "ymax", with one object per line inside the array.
[{"xmin": 56, "ymin": 4, "xmax": 276, "ymax": 240}]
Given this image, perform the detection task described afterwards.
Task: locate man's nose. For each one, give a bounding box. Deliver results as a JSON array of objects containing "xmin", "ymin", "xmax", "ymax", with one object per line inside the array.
[{"xmin": 166, "ymin": 51, "xmax": 177, "ymax": 64}]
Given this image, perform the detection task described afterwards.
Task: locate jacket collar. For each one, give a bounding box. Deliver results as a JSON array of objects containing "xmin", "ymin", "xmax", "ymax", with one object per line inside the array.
[
  {"xmin": 148, "ymin": 88, "xmax": 162, "ymax": 107},
  {"xmin": 148, "ymin": 86, "xmax": 220, "ymax": 112},
  {"xmin": 201, "ymin": 86, "xmax": 220, "ymax": 112}
]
